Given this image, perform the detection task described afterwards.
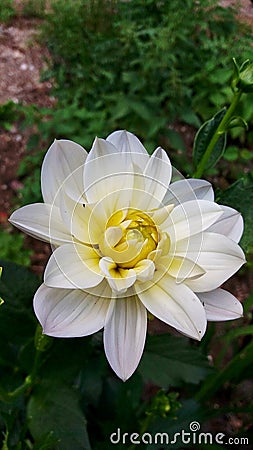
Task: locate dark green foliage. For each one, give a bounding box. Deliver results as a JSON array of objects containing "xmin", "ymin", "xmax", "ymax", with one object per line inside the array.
[
  {"xmin": 27, "ymin": 381, "xmax": 91, "ymax": 450},
  {"xmin": 218, "ymin": 178, "xmax": 253, "ymax": 253},
  {"xmin": 0, "ymin": 0, "xmax": 15, "ymax": 23},
  {"xmin": 0, "ymin": 261, "xmax": 216, "ymax": 449},
  {"xmin": 0, "ymin": 231, "xmax": 32, "ymax": 266},
  {"xmin": 139, "ymin": 335, "xmax": 212, "ymax": 388},
  {"xmin": 1, "ymin": 2, "xmax": 253, "ymax": 448},
  {"xmin": 21, "ymin": 0, "xmax": 46, "ymax": 18},
  {"xmin": 0, "ymin": 101, "xmax": 20, "ymax": 131}
]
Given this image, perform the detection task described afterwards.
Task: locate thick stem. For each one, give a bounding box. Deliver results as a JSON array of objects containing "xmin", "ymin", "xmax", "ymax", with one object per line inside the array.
[{"xmin": 193, "ymin": 90, "xmax": 242, "ymax": 178}]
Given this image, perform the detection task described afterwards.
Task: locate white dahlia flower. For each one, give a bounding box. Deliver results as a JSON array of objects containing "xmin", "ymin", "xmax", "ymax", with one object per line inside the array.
[{"xmin": 9, "ymin": 131, "xmax": 245, "ymax": 380}]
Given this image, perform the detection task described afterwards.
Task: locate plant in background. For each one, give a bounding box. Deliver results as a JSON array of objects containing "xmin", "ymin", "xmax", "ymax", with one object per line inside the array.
[
  {"xmin": 17, "ymin": 0, "xmax": 253, "ymax": 207},
  {"xmin": 0, "ymin": 0, "xmax": 15, "ymax": 23},
  {"xmin": 0, "ymin": 230, "xmax": 32, "ymax": 266},
  {"xmin": 0, "ymin": 101, "xmax": 20, "ymax": 131},
  {"xmin": 39, "ymin": 0, "xmax": 253, "ymax": 148},
  {"xmin": 0, "ymin": 268, "xmax": 3, "ymax": 306},
  {"xmin": 0, "ymin": 0, "xmax": 253, "ymax": 444},
  {"xmin": 21, "ymin": 0, "xmax": 46, "ymax": 18}
]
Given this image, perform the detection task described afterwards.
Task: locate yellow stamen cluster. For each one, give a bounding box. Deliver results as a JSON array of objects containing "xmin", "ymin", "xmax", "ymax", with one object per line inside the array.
[{"xmin": 99, "ymin": 209, "xmax": 159, "ymax": 269}]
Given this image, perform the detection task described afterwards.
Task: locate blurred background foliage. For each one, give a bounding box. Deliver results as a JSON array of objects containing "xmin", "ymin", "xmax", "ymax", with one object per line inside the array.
[{"xmin": 0, "ymin": 0, "xmax": 253, "ymax": 448}]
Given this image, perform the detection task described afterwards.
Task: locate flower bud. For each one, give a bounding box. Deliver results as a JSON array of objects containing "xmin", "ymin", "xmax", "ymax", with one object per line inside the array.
[{"xmin": 232, "ymin": 58, "xmax": 253, "ymax": 93}]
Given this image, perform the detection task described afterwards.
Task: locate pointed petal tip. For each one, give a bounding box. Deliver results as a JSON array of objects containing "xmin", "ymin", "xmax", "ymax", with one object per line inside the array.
[
  {"xmin": 104, "ymin": 297, "xmax": 147, "ymax": 382},
  {"xmin": 111, "ymin": 365, "xmax": 135, "ymax": 382},
  {"xmin": 8, "ymin": 208, "xmax": 20, "ymax": 224},
  {"xmin": 198, "ymin": 289, "xmax": 244, "ymax": 322},
  {"xmin": 181, "ymin": 323, "xmax": 206, "ymax": 341},
  {"xmin": 196, "ymin": 330, "xmax": 204, "ymax": 341}
]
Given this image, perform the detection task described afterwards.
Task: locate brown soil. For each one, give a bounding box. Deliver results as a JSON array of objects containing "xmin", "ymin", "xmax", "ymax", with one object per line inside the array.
[
  {"xmin": 0, "ymin": 15, "xmax": 54, "ymax": 210},
  {"xmin": 0, "ymin": 14, "xmax": 54, "ymax": 273}
]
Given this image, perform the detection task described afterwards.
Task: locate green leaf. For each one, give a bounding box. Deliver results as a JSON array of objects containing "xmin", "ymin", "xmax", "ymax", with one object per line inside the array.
[
  {"xmin": 167, "ymin": 129, "xmax": 186, "ymax": 151},
  {"xmin": 180, "ymin": 110, "xmax": 201, "ymax": 128},
  {"xmin": 27, "ymin": 381, "xmax": 91, "ymax": 450},
  {"xmin": 0, "ymin": 232, "xmax": 32, "ymax": 266},
  {"xmin": 0, "ymin": 261, "xmax": 39, "ymax": 349},
  {"xmin": 0, "ymin": 260, "xmax": 40, "ymax": 307},
  {"xmin": 223, "ymin": 145, "xmax": 239, "ymax": 162},
  {"xmin": 138, "ymin": 335, "xmax": 211, "ymax": 388},
  {"xmin": 129, "ymin": 100, "xmax": 152, "ymax": 121},
  {"xmin": 240, "ymin": 148, "xmax": 253, "ymax": 161},
  {"xmin": 193, "ymin": 108, "xmax": 227, "ymax": 170},
  {"xmin": 78, "ymin": 354, "xmax": 107, "ymax": 407},
  {"xmin": 217, "ymin": 178, "xmax": 253, "ymax": 253}
]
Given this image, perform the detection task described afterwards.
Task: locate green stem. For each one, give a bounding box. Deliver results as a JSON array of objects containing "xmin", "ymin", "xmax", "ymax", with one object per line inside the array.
[
  {"xmin": 5, "ymin": 326, "xmax": 49, "ymax": 402},
  {"xmin": 193, "ymin": 90, "xmax": 242, "ymax": 178},
  {"xmin": 7, "ymin": 376, "xmax": 32, "ymax": 400},
  {"xmin": 6, "ymin": 350, "xmax": 41, "ymax": 401}
]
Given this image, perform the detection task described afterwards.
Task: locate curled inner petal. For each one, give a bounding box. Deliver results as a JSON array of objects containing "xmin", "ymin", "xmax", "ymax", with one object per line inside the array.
[
  {"xmin": 99, "ymin": 208, "xmax": 159, "ymax": 269},
  {"xmin": 99, "ymin": 257, "xmax": 136, "ymax": 294}
]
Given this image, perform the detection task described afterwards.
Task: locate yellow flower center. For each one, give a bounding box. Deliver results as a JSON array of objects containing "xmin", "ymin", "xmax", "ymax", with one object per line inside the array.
[{"xmin": 99, "ymin": 209, "xmax": 159, "ymax": 269}]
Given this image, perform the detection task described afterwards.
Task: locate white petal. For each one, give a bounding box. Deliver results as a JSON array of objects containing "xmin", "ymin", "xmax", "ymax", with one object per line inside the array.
[
  {"xmin": 99, "ymin": 257, "xmax": 136, "ymax": 294},
  {"xmin": 198, "ymin": 289, "xmax": 243, "ymax": 321},
  {"xmin": 106, "ymin": 130, "xmax": 149, "ymax": 166},
  {"xmin": 134, "ymin": 259, "xmax": 156, "ymax": 282},
  {"xmin": 207, "ymin": 205, "xmax": 244, "ymax": 243},
  {"xmin": 104, "ymin": 226, "xmax": 123, "ymax": 248},
  {"xmin": 83, "ymin": 137, "xmax": 135, "ymax": 204},
  {"xmin": 159, "ymin": 255, "xmax": 205, "ymax": 282},
  {"xmin": 163, "ymin": 199, "xmax": 223, "ymax": 242},
  {"xmin": 136, "ymin": 272, "xmax": 206, "ymax": 340},
  {"xmin": 41, "ymin": 139, "xmax": 87, "ymax": 206},
  {"xmin": 104, "ymin": 296, "xmax": 147, "ymax": 380},
  {"xmin": 176, "ymin": 232, "xmax": 246, "ymax": 292},
  {"xmin": 59, "ymin": 192, "xmax": 103, "ymax": 244},
  {"xmin": 163, "ymin": 178, "xmax": 214, "ymax": 206},
  {"xmin": 105, "ymin": 130, "xmax": 151, "ymax": 200},
  {"xmin": 147, "ymin": 204, "xmax": 174, "ymax": 226},
  {"xmin": 34, "ymin": 283, "xmax": 110, "ymax": 337},
  {"xmin": 9, "ymin": 203, "xmax": 72, "ymax": 246},
  {"xmin": 44, "ymin": 243, "xmax": 103, "ymax": 289},
  {"xmin": 143, "ymin": 147, "xmax": 172, "ymax": 208}
]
